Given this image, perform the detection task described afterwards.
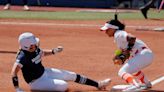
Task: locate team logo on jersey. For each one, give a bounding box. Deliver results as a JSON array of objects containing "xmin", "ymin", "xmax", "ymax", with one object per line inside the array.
[{"xmin": 32, "ymin": 51, "xmax": 42, "ymax": 64}]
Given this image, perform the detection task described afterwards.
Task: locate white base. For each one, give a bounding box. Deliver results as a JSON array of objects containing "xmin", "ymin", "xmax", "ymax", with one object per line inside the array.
[{"xmin": 111, "ymin": 84, "xmax": 130, "ymax": 92}]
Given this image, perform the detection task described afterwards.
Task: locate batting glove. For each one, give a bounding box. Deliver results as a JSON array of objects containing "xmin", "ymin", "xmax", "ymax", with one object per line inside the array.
[{"xmin": 52, "ymin": 46, "xmax": 63, "ymax": 54}]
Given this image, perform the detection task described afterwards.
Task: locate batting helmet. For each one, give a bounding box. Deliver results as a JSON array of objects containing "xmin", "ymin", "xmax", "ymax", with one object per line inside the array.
[{"xmin": 18, "ymin": 32, "xmax": 39, "ymax": 51}]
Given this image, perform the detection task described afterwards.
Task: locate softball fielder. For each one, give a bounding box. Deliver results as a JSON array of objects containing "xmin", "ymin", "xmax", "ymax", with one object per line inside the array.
[
  {"xmin": 11, "ymin": 32, "xmax": 111, "ymax": 92},
  {"xmin": 140, "ymin": 0, "xmax": 156, "ymax": 19},
  {"xmin": 100, "ymin": 19, "xmax": 154, "ymax": 91}
]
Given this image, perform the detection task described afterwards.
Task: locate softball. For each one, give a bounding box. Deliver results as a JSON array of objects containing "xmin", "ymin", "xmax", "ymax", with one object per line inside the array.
[{"xmin": 114, "ymin": 49, "xmax": 122, "ymax": 56}]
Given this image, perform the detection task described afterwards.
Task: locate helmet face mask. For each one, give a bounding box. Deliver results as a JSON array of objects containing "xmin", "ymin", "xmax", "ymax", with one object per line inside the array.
[{"xmin": 18, "ymin": 32, "xmax": 39, "ymax": 51}]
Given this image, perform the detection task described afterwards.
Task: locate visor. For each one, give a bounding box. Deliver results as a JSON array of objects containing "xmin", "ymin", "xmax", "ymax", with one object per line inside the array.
[{"xmin": 100, "ymin": 23, "xmax": 119, "ymax": 31}]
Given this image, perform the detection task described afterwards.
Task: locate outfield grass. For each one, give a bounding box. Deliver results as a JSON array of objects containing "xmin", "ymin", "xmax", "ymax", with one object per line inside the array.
[{"xmin": 0, "ymin": 10, "xmax": 163, "ymax": 20}]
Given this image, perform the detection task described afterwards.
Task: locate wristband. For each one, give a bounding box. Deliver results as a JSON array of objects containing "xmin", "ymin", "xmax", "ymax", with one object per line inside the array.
[
  {"xmin": 52, "ymin": 49, "xmax": 55, "ymax": 54},
  {"xmin": 12, "ymin": 76, "xmax": 19, "ymax": 87}
]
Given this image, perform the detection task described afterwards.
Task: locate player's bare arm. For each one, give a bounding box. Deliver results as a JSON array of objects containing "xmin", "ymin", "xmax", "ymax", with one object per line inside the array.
[
  {"xmin": 43, "ymin": 46, "xmax": 63, "ymax": 56},
  {"xmin": 43, "ymin": 49, "xmax": 53, "ymax": 56},
  {"xmin": 126, "ymin": 34, "xmax": 136, "ymax": 51}
]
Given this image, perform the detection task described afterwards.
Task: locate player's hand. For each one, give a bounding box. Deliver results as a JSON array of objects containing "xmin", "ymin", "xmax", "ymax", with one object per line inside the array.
[
  {"xmin": 56, "ymin": 46, "xmax": 63, "ymax": 52},
  {"xmin": 52, "ymin": 46, "xmax": 63, "ymax": 54},
  {"xmin": 113, "ymin": 49, "xmax": 130, "ymax": 65},
  {"xmin": 113, "ymin": 56, "xmax": 125, "ymax": 65},
  {"xmin": 15, "ymin": 87, "xmax": 24, "ymax": 92}
]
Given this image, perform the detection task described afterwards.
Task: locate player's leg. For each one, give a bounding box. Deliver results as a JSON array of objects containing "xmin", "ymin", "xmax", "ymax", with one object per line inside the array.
[
  {"xmin": 29, "ymin": 72, "xmax": 68, "ymax": 91},
  {"xmin": 140, "ymin": 0, "xmax": 156, "ymax": 19},
  {"xmin": 118, "ymin": 71, "xmax": 139, "ymax": 87},
  {"xmin": 118, "ymin": 49, "xmax": 153, "ymax": 91},
  {"xmin": 46, "ymin": 68, "xmax": 111, "ymax": 90},
  {"xmin": 4, "ymin": 0, "xmax": 11, "ymax": 10}
]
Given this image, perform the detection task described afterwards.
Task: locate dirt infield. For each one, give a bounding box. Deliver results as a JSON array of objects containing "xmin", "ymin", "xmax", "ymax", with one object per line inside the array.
[{"xmin": 0, "ymin": 7, "xmax": 164, "ymax": 92}]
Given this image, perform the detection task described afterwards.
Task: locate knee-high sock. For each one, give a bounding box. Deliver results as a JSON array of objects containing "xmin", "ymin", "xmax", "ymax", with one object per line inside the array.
[
  {"xmin": 133, "ymin": 71, "xmax": 150, "ymax": 84},
  {"xmin": 122, "ymin": 72, "xmax": 139, "ymax": 87},
  {"xmin": 75, "ymin": 74, "xmax": 98, "ymax": 88}
]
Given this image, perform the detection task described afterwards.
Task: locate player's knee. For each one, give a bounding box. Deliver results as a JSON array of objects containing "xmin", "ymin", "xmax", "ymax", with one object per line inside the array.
[
  {"xmin": 63, "ymin": 71, "xmax": 77, "ymax": 81},
  {"xmin": 62, "ymin": 82, "xmax": 68, "ymax": 91},
  {"xmin": 55, "ymin": 81, "xmax": 68, "ymax": 91},
  {"xmin": 118, "ymin": 69, "xmax": 126, "ymax": 78}
]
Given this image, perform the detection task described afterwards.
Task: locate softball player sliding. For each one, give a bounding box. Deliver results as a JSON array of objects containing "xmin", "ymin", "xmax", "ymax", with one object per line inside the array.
[
  {"xmin": 11, "ymin": 32, "xmax": 111, "ymax": 92},
  {"xmin": 100, "ymin": 19, "xmax": 154, "ymax": 91}
]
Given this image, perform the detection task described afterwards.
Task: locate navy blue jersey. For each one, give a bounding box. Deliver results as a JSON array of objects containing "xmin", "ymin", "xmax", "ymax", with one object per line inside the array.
[{"xmin": 16, "ymin": 48, "xmax": 45, "ymax": 83}]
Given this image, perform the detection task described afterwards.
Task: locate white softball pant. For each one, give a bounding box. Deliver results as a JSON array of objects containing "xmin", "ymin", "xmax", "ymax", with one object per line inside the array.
[
  {"xmin": 29, "ymin": 68, "xmax": 77, "ymax": 91},
  {"xmin": 118, "ymin": 49, "xmax": 154, "ymax": 77}
]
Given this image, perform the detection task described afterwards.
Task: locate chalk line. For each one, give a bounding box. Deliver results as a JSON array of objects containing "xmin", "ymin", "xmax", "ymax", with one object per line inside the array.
[
  {"xmin": 0, "ymin": 21, "xmax": 163, "ymax": 29},
  {"xmin": 151, "ymin": 76, "xmax": 164, "ymax": 86}
]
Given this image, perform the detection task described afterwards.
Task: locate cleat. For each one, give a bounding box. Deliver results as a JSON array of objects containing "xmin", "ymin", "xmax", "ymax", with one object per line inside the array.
[
  {"xmin": 23, "ymin": 5, "xmax": 30, "ymax": 11},
  {"xmin": 134, "ymin": 84, "xmax": 151, "ymax": 91},
  {"xmin": 145, "ymin": 81, "xmax": 152, "ymax": 88},
  {"xmin": 139, "ymin": 82, "xmax": 152, "ymax": 89},
  {"xmin": 122, "ymin": 82, "xmax": 152, "ymax": 92},
  {"xmin": 140, "ymin": 7, "xmax": 148, "ymax": 19},
  {"xmin": 98, "ymin": 78, "xmax": 111, "ymax": 90},
  {"xmin": 3, "ymin": 4, "xmax": 10, "ymax": 10}
]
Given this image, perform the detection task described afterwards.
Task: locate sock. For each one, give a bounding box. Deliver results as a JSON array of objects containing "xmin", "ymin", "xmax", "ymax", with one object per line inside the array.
[
  {"xmin": 122, "ymin": 73, "xmax": 139, "ymax": 87},
  {"xmin": 75, "ymin": 74, "xmax": 98, "ymax": 88}
]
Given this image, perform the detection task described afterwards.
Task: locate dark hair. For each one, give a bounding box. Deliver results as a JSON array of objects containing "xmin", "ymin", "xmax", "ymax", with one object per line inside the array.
[{"xmin": 106, "ymin": 19, "xmax": 125, "ymax": 30}]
